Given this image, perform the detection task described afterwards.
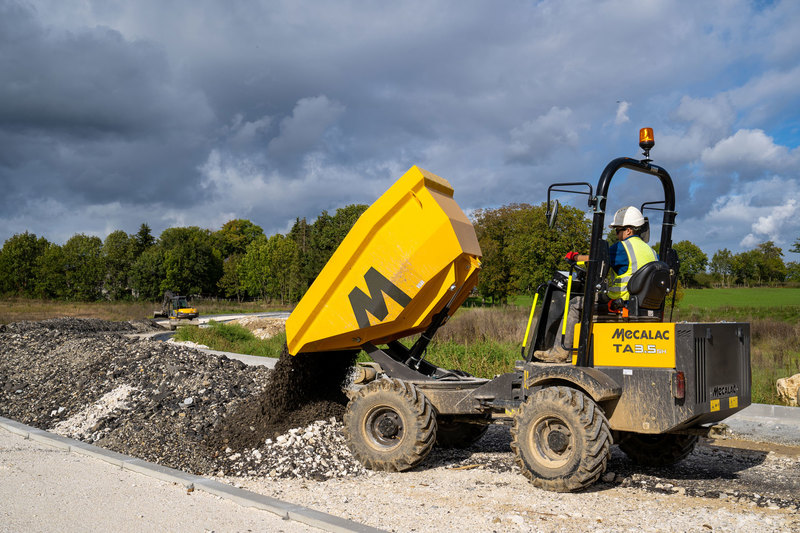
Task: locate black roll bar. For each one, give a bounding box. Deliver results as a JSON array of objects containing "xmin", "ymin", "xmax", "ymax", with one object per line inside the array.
[{"xmin": 575, "ymin": 157, "xmax": 676, "ymax": 367}]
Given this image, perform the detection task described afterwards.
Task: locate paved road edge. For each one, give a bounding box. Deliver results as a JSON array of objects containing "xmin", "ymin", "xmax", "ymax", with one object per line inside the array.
[{"xmin": 0, "ymin": 416, "xmax": 385, "ymax": 533}]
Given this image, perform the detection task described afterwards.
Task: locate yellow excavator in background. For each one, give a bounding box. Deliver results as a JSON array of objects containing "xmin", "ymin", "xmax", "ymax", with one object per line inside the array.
[{"xmin": 153, "ymin": 291, "xmax": 198, "ymax": 330}]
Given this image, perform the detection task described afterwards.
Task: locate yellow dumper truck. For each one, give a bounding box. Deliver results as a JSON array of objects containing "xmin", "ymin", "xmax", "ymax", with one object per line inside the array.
[{"xmin": 285, "ymin": 131, "xmax": 751, "ymax": 492}]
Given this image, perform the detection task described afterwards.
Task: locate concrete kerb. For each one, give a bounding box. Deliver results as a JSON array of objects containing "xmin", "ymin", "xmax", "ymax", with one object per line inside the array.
[
  {"xmin": 730, "ymin": 403, "xmax": 800, "ymax": 426},
  {"xmin": 0, "ymin": 416, "xmax": 386, "ymax": 533}
]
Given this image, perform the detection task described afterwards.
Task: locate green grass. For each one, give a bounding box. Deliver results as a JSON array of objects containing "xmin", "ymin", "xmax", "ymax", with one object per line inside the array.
[
  {"xmin": 423, "ymin": 340, "xmax": 519, "ymax": 377},
  {"xmin": 680, "ymin": 287, "xmax": 800, "ymax": 309},
  {"xmin": 174, "ymin": 321, "xmax": 287, "ymax": 357}
]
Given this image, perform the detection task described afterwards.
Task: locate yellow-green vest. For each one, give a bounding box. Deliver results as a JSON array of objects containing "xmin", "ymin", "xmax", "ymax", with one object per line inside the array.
[{"xmin": 608, "ymin": 236, "xmax": 657, "ymax": 300}]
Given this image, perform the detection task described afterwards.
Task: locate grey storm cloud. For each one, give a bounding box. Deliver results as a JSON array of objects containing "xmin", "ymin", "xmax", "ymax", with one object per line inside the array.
[{"xmin": 1, "ymin": 0, "xmax": 800, "ymax": 259}]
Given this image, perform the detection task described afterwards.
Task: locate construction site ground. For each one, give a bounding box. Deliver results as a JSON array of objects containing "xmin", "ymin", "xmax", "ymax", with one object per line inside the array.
[{"xmin": 1, "ymin": 317, "xmax": 798, "ymax": 532}]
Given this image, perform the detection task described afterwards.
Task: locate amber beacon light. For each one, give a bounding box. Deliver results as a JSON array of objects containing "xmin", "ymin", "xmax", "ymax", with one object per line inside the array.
[{"xmin": 639, "ymin": 127, "xmax": 655, "ymax": 160}]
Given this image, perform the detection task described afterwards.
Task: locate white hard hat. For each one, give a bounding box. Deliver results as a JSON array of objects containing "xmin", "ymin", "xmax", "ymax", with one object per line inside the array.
[{"xmin": 609, "ymin": 206, "xmax": 645, "ymax": 228}]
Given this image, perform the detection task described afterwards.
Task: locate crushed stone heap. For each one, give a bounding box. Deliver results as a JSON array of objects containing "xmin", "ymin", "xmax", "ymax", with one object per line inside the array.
[{"xmin": 0, "ymin": 318, "xmax": 364, "ymax": 480}]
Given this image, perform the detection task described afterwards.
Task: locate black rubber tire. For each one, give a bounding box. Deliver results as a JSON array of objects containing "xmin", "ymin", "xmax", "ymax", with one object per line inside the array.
[
  {"xmin": 343, "ymin": 378, "xmax": 437, "ymax": 472},
  {"xmin": 617, "ymin": 432, "xmax": 698, "ymax": 467},
  {"xmin": 435, "ymin": 415, "xmax": 490, "ymax": 448},
  {"xmin": 511, "ymin": 386, "xmax": 611, "ymax": 492}
]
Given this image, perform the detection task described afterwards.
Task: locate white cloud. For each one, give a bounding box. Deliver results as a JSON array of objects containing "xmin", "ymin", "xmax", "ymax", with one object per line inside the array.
[
  {"xmin": 505, "ymin": 107, "xmax": 585, "ymax": 164},
  {"xmin": 697, "ymin": 176, "xmax": 800, "ymax": 252},
  {"xmin": 614, "ymin": 101, "xmax": 630, "ymax": 125},
  {"xmin": 228, "ymin": 114, "xmax": 272, "ymax": 146},
  {"xmin": 267, "ymin": 95, "xmax": 345, "ymax": 164},
  {"xmin": 701, "ymin": 129, "xmax": 793, "ymax": 171}
]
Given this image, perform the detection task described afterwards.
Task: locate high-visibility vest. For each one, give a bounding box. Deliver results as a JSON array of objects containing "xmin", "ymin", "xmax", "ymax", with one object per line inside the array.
[{"xmin": 608, "ymin": 236, "xmax": 657, "ymax": 300}]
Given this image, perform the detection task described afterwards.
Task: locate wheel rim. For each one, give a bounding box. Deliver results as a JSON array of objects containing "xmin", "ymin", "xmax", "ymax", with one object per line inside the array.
[
  {"xmin": 364, "ymin": 405, "xmax": 404, "ymax": 450},
  {"xmin": 529, "ymin": 415, "xmax": 574, "ymax": 468}
]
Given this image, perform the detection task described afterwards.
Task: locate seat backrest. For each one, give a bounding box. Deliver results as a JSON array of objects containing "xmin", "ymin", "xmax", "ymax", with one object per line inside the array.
[{"xmin": 627, "ymin": 260, "xmax": 670, "ymax": 310}]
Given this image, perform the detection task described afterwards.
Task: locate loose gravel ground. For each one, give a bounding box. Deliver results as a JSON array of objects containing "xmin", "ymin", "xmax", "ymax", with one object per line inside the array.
[{"xmin": 1, "ymin": 318, "xmax": 798, "ymax": 532}]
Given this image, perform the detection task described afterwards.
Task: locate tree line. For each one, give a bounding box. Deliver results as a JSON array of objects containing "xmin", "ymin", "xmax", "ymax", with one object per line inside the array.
[
  {"xmin": 1, "ymin": 202, "xmax": 798, "ymax": 303},
  {"xmin": 0, "ymin": 204, "xmax": 368, "ymax": 304}
]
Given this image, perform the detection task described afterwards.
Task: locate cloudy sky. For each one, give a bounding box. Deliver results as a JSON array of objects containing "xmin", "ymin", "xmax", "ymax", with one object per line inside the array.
[{"xmin": 2, "ymin": 0, "xmax": 799, "ymax": 260}]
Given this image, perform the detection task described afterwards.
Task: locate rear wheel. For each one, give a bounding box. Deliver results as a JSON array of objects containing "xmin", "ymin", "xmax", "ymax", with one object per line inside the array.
[
  {"xmin": 617, "ymin": 432, "xmax": 698, "ymax": 467},
  {"xmin": 344, "ymin": 378, "xmax": 436, "ymax": 472},
  {"xmin": 435, "ymin": 415, "xmax": 490, "ymax": 448},
  {"xmin": 511, "ymin": 386, "xmax": 611, "ymax": 492}
]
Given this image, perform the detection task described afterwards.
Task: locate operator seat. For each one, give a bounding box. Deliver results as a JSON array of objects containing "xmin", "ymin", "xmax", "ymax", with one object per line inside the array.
[{"xmin": 626, "ymin": 260, "xmax": 671, "ymax": 317}]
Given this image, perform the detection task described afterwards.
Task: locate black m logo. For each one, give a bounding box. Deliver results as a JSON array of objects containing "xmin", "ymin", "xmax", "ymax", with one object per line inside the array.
[{"xmin": 348, "ymin": 267, "xmax": 412, "ymax": 329}]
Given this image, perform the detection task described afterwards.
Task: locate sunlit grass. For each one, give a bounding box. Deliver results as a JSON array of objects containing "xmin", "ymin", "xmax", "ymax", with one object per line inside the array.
[{"xmin": 174, "ymin": 320, "xmax": 287, "ymax": 357}]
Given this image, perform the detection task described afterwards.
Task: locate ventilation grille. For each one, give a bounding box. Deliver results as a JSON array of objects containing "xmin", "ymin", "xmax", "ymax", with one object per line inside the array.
[
  {"xmin": 739, "ymin": 328, "xmax": 751, "ymax": 400},
  {"xmin": 695, "ymin": 337, "xmax": 707, "ymax": 404}
]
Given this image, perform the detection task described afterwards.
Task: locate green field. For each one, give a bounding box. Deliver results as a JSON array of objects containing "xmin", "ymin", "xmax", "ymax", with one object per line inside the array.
[{"xmin": 680, "ymin": 288, "xmax": 800, "ymax": 308}]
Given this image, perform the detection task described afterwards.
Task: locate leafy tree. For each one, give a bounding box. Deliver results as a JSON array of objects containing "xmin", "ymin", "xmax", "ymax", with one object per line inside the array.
[
  {"xmin": 218, "ymin": 253, "xmax": 245, "ymax": 301},
  {"xmin": 34, "ymin": 243, "xmax": 66, "ymax": 299},
  {"xmin": 754, "ymin": 241, "xmax": 786, "ymax": 284},
  {"xmin": 710, "ymin": 248, "xmax": 733, "ymax": 287},
  {"xmin": 131, "ymin": 223, "xmax": 155, "ymax": 259},
  {"xmin": 287, "ymin": 217, "xmax": 313, "ymax": 300},
  {"xmin": 731, "ymin": 249, "xmax": 759, "ymax": 286},
  {"xmin": 791, "ymin": 238, "xmax": 800, "ymax": 254},
  {"xmin": 268, "ymin": 235, "xmax": 298, "ymax": 304},
  {"xmin": 239, "ymin": 236, "xmax": 273, "ymax": 301},
  {"xmin": 213, "ymin": 219, "xmax": 264, "ymax": 259},
  {"xmin": 672, "ymin": 240, "xmax": 708, "ymax": 287},
  {"xmin": 473, "ymin": 203, "xmax": 590, "ymax": 302},
  {"xmin": 103, "ymin": 230, "xmax": 133, "ymax": 300},
  {"xmin": 786, "ymin": 261, "xmax": 800, "ymax": 283},
  {"xmin": 130, "ymin": 246, "xmax": 165, "ymax": 300},
  {"xmin": 0, "ymin": 232, "xmax": 49, "ymax": 296},
  {"xmin": 239, "ymin": 234, "xmax": 298, "ymax": 304},
  {"xmin": 62, "ymin": 234, "xmax": 105, "ymax": 300},
  {"xmin": 292, "ymin": 204, "xmax": 368, "ymax": 299},
  {"xmin": 307, "ymin": 205, "xmax": 368, "ymax": 279},
  {"xmin": 473, "ymin": 204, "xmax": 520, "ymax": 303},
  {"xmin": 730, "ymin": 242, "xmax": 786, "ymax": 286},
  {"xmin": 159, "ymin": 227, "xmax": 223, "ymax": 296}
]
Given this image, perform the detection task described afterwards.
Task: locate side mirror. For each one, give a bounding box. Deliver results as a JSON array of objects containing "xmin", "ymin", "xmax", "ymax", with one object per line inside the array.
[{"xmin": 546, "ymin": 200, "xmax": 560, "ymax": 229}]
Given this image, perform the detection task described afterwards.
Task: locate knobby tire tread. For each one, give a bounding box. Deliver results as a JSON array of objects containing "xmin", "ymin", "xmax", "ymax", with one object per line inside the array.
[{"xmin": 511, "ymin": 386, "xmax": 611, "ymax": 492}]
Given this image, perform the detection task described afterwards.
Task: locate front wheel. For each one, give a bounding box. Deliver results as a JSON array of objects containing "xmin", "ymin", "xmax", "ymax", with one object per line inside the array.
[
  {"xmin": 617, "ymin": 432, "xmax": 698, "ymax": 467},
  {"xmin": 511, "ymin": 386, "xmax": 611, "ymax": 492},
  {"xmin": 343, "ymin": 378, "xmax": 436, "ymax": 472}
]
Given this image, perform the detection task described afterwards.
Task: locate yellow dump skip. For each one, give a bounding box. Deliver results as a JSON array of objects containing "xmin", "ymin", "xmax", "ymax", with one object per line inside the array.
[{"xmin": 286, "ymin": 166, "xmax": 482, "ymax": 355}]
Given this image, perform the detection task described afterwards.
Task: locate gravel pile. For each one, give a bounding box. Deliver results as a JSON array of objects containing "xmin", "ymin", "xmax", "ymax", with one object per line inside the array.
[{"xmin": 0, "ymin": 317, "xmax": 362, "ymax": 479}]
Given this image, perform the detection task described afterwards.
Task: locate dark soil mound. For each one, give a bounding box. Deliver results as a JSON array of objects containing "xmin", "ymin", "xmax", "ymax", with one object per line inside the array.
[{"xmin": 210, "ymin": 343, "xmax": 358, "ymax": 450}]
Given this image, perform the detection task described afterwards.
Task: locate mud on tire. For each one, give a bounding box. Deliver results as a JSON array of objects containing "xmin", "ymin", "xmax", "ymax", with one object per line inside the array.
[
  {"xmin": 511, "ymin": 386, "xmax": 611, "ymax": 492},
  {"xmin": 617, "ymin": 432, "xmax": 698, "ymax": 467},
  {"xmin": 343, "ymin": 378, "xmax": 437, "ymax": 472}
]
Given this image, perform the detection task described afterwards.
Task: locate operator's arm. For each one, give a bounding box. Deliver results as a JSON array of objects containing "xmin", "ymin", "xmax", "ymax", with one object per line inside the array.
[{"xmin": 565, "ymin": 252, "xmax": 589, "ymax": 263}]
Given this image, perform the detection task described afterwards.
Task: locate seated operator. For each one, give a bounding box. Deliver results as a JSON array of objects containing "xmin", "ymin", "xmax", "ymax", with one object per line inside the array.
[{"xmin": 534, "ymin": 206, "xmax": 657, "ymax": 363}]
